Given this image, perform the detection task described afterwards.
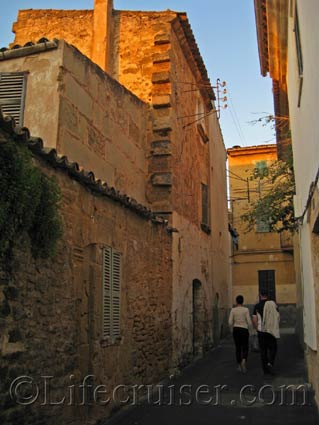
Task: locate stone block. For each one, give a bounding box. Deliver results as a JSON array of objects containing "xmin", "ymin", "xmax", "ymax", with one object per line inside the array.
[
  {"xmin": 152, "ymin": 51, "xmax": 171, "ymax": 64},
  {"xmin": 150, "ymin": 140, "xmax": 172, "ymax": 156},
  {"xmin": 0, "ymin": 299, "xmax": 10, "ymax": 318},
  {"xmin": 8, "ymin": 329, "xmax": 22, "ymax": 343},
  {"xmin": 152, "ymin": 94, "xmax": 171, "ymax": 108},
  {"xmin": 3, "ymin": 286, "xmax": 19, "ymax": 301},
  {"xmin": 153, "ymin": 115, "xmax": 172, "ymax": 133},
  {"xmin": 151, "ymin": 173, "xmax": 172, "ymax": 186},
  {"xmin": 152, "ymin": 72, "xmax": 170, "ymax": 84},
  {"xmin": 154, "ymin": 33, "xmax": 171, "ymax": 45}
]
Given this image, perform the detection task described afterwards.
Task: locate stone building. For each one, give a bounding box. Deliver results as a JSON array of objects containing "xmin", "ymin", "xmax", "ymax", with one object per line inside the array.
[
  {"xmin": 254, "ymin": 0, "xmax": 319, "ymax": 405},
  {"xmin": 0, "ymin": 110, "xmax": 172, "ymax": 424},
  {"xmin": 228, "ymin": 144, "xmax": 296, "ymax": 322},
  {"xmin": 1, "ymin": 0, "xmax": 231, "ymax": 368}
]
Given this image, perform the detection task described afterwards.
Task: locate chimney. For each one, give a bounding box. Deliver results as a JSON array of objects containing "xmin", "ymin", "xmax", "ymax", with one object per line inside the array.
[{"xmin": 91, "ymin": 0, "xmax": 113, "ymax": 72}]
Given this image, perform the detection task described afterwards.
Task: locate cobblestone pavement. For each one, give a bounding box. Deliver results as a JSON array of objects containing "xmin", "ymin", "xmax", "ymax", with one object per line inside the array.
[{"xmin": 101, "ymin": 329, "xmax": 319, "ymax": 425}]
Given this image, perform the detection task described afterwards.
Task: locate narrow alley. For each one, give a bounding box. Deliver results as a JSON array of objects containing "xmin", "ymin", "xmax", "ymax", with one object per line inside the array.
[
  {"xmin": 1, "ymin": 1, "xmax": 319, "ymax": 425},
  {"xmin": 103, "ymin": 330, "xmax": 319, "ymax": 425}
]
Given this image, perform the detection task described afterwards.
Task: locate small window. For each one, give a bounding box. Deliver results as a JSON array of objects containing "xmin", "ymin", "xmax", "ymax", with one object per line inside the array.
[
  {"xmin": 256, "ymin": 160, "xmax": 268, "ymax": 176},
  {"xmin": 201, "ymin": 183, "xmax": 210, "ymax": 233},
  {"xmin": 256, "ymin": 217, "xmax": 270, "ymax": 233},
  {"xmin": 102, "ymin": 246, "xmax": 122, "ymax": 340},
  {"xmin": 197, "ymin": 123, "xmax": 209, "ymax": 143},
  {"xmin": 0, "ymin": 72, "xmax": 27, "ymax": 126}
]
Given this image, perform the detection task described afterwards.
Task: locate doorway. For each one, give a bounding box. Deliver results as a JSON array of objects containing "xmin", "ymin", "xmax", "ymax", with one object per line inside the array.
[{"xmin": 192, "ymin": 279, "xmax": 203, "ymax": 356}]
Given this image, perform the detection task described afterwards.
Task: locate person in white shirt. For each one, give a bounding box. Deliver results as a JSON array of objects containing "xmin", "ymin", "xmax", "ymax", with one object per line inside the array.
[
  {"xmin": 228, "ymin": 295, "xmax": 252, "ymax": 373},
  {"xmin": 252, "ymin": 291, "xmax": 280, "ymax": 375}
]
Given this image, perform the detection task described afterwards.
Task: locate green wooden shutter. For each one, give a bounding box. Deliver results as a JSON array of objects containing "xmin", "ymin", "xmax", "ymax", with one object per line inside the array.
[
  {"xmin": 0, "ymin": 72, "xmax": 27, "ymax": 126},
  {"xmin": 102, "ymin": 246, "xmax": 112, "ymax": 338},
  {"xmin": 112, "ymin": 250, "xmax": 122, "ymax": 338}
]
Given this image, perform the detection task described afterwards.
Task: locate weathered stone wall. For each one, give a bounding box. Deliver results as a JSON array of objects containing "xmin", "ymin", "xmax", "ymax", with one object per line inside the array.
[
  {"xmin": 208, "ymin": 110, "xmax": 232, "ymax": 316},
  {"xmin": 112, "ymin": 11, "xmax": 176, "ymax": 103},
  {"xmin": 0, "ymin": 238, "xmax": 76, "ymax": 425},
  {"xmin": 169, "ymin": 24, "xmax": 210, "ymax": 223},
  {"xmin": 110, "ymin": 11, "xmax": 231, "ymax": 366},
  {"xmin": 0, "ymin": 141, "xmax": 172, "ymax": 424},
  {"xmin": 112, "ymin": 11, "xmax": 175, "ymax": 214},
  {"xmin": 12, "ymin": 9, "xmax": 94, "ymax": 59},
  {"xmin": 169, "ymin": 24, "xmax": 230, "ymax": 365},
  {"xmin": 7, "ymin": 2, "xmax": 231, "ymax": 374},
  {"xmin": 59, "ymin": 42, "xmax": 150, "ymax": 206}
]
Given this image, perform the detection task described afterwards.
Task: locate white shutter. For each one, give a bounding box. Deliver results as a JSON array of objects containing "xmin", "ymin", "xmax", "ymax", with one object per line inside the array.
[
  {"xmin": 102, "ymin": 246, "xmax": 112, "ymax": 338},
  {"xmin": 112, "ymin": 251, "xmax": 122, "ymax": 338},
  {"xmin": 0, "ymin": 72, "xmax": 27, "ymax": 126}
]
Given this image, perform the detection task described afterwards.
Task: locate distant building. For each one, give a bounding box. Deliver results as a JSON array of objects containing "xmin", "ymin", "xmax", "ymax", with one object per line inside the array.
[
  {"xmin": 228, "ymin": 145, "xmax": 296, "ymax": 320},
  {"xmin": 254, "ymin": 0, "xmax": 319, "ymax": 405}
]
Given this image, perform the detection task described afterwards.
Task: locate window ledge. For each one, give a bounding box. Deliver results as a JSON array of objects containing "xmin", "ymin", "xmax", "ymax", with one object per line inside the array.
[
  {"xmin": 201, "ymin": 223, "xmax": 211, "ymax": 234},
  {"xmin": 100, "ymin": 336, "xmax": 122, "ymax": 347}
]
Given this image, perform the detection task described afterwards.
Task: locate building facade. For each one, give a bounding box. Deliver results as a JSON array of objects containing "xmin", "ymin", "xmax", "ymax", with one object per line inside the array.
[
  {"xmin": 0, "ymin": 1, "xmax": 231, "ymax": 422},
  {"xmin": 228, "ymin": 144, "xmax": 296, "ymax": 320},
  {"xmin": 0, "ymin": 111, "xmax": 172, "ymax": 424},
  {"xmin": 3, "ymin": 0, "xmax": 231, "ymax": 366},
  {"xmin": 254, "ymin": 0, "xmax": 319, "ymax": 403}
]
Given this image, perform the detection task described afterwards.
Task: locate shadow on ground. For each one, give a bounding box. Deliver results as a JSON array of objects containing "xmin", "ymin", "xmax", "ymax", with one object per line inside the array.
[{"xmin": 100, "ymin": 329, "xmax": 319, "ymax": 425}]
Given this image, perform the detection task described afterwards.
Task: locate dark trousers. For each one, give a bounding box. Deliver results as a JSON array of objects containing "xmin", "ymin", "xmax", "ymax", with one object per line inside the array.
[
  {"xmin": 233, "ymin": 327, "xmax": 249, "ymax": 364},
  {"xmin": 258, "ymin": 331, "xmax": 277, "ymax": 371}
]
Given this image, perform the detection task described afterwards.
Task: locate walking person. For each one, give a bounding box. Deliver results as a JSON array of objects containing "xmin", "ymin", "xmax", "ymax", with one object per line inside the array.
[
  {"xmin": 228, "ymin": 295, "xmax": 252, "ymax": 373},
  {"xmin": 252, "ymin": 291, "xmax": 280, "ymax": 375}
]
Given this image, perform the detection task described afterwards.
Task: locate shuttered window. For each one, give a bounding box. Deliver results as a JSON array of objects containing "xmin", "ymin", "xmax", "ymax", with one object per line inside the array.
[
  {"xmin": 102, "ymin": 246, "xmax": 122, "ymax": 339},
  {"xmin": 201, "ymin": 183, "xmax": 209, "ymax": 226},
  {"xmin": 0, "ymin": 72, "xmax": 27, "ymax": 126}
]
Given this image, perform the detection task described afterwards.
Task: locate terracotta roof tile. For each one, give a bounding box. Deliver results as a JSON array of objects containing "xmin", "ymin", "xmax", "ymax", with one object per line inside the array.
[{"xmin": 0, "ymin": 38, "xmax": 58, "ymax": 60}]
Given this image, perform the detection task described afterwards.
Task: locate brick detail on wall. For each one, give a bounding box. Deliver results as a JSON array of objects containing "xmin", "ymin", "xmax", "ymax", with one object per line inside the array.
[
  {"xmin": 154, "ymin": 32, "xmax": 171, "ymax": 45},
  {"xmin": 150, "ymin": 140, "xmax": 172, "ymax": 156},
  {"xmin": 151, "ymin": 172, "xmax": 172, "ymax": 186}
]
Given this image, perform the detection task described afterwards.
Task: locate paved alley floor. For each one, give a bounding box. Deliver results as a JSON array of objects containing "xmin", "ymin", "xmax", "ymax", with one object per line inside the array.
[{"xmin": 101, "ymin": 330, "xmax": 319, "ymax": 425}]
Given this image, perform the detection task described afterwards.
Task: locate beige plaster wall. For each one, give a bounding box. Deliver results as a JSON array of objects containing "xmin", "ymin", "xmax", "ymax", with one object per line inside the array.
[
  {"xmin": 0, "ymin": 47, "xmax": 62, "ymax": 149},
  {"xmin": 228, "ymin": 146, "xmax": 296, "ymax": 308}
]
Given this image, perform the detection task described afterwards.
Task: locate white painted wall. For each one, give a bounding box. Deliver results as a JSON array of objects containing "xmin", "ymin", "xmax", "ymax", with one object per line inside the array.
[{"xmin": 287, "ymin": 0, "xmax": 319, "ymax": 349}]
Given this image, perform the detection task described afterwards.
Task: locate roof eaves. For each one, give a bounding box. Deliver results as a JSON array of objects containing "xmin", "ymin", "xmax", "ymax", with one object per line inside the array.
[
  {"xmin": 254, "ymin": 0, "xmax": 270, "ymax": 77},
  {"xmin": 227, "ymin": 144, "xmax": 277, "ymax": 156},
  {"xmin": 0, "ymin": 38, "xmax": 59, "ymax": 61},
  {"xmin": 172, "ymin": 13, "xmax": 215, "ymax": 107}
]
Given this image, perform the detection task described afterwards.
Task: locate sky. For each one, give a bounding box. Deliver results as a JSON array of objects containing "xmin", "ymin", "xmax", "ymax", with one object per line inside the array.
[{"xmin": 0, "ymin": 0, "xmax": 275, "ymax": 149}]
